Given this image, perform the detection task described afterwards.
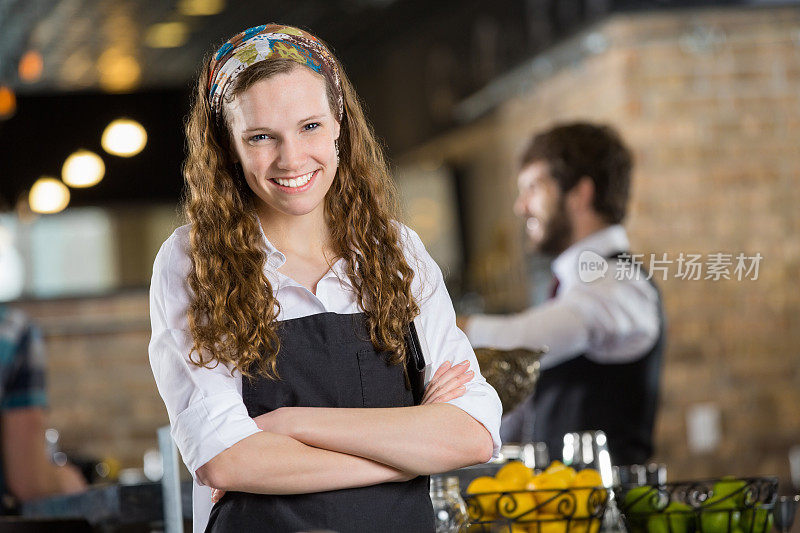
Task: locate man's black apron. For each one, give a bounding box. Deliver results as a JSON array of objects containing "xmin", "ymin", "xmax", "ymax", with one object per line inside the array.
[
  {"xmin": 532, "ymin": 251, "xmax": 665, "ymax": 466},
  {"xmin": 205, "ymin": 312, "xmax": 434, "ymax": 533}
]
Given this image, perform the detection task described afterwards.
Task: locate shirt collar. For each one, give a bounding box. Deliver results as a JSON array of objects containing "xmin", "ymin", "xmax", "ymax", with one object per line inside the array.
[
  {"xmin": 255, "ymin": 215, "xmax": 287, "ymax": 268},
  {"xmin": 326, "ymin": 257, "xmax": 354, "ymax": 288},
  {"xmin": 551, "ymin": 224, "xmax": 630, "ymax": 288},
  {"xmin": 255, "ymin": 215, "xmax": 353, "ymax": 288}
]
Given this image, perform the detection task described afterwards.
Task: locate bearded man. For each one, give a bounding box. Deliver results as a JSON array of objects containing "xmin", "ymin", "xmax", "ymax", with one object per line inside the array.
[{"xmin": 458, "ymin": 122, "xmax": 664, "ymax": 466}]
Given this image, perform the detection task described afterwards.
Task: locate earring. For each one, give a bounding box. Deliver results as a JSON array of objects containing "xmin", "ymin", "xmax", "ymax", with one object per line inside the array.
[{"xmin": 334, "ymin": 139, "xmax": 340, "ymax": 166}]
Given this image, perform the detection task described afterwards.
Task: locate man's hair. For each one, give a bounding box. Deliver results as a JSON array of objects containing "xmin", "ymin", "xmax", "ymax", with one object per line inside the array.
[{"xmin": 521, "ymin": 122, "xmax": 632, "ymax": 224}]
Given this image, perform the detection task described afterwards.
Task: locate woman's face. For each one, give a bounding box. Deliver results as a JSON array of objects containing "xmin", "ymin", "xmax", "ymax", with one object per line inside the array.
[{"xmin": 225, "ymin": 66, "xmax": 340, "ymax": 221}]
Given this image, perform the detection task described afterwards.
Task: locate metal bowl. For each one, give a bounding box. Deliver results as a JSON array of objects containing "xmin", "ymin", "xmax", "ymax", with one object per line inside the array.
[{"xmin": 474, "ymin": 347, "xmax": 546, "ymax": 413}]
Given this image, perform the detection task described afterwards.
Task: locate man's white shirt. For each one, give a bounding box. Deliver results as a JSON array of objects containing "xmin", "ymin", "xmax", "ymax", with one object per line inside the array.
[{"xmin": 466, "ymin": 225, "xmax": 660, "ymax": 370}]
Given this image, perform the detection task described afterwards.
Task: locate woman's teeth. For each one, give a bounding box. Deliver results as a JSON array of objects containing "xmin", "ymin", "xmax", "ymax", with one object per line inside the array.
[{"xmin": 273, "ymin": 171, "xmax": 314, "ymax": 188}]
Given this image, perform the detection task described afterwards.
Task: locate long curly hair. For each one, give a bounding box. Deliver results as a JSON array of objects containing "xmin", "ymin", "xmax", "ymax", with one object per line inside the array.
[{"xmin": 182, "ymin": 46, "xmax": 419, "ymax": 379}]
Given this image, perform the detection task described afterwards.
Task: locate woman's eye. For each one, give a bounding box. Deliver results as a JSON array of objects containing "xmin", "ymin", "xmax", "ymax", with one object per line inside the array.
[
  {"xmin": 250, "ymin": 134, "xmax": 272, "ymax": 142},
  {"xmin": 303, "ymin": 122, "xmax": 321, "ymax": 132}
]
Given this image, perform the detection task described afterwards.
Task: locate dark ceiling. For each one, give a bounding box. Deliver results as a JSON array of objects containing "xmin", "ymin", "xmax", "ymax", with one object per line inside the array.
[
  {"xmin": 0, "ymin": 0, "xmax": 788, "ymax": 207},
  {"xmin": 0, "ymin": 0, "xmax": 471, "ymax": 94},
  {"xmin": 0, "ymin": 0, "xmax": 776, "ymax": 95}
]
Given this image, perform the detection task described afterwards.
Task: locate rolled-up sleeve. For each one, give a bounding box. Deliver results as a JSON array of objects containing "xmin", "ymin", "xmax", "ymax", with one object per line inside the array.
[
  {"xmin": 148, "ymin": 229, "xmax": 260, "ymax": 479},
  {"xmin": 402, "ymin": 226, "xmax": 503, "ymax": 460}
]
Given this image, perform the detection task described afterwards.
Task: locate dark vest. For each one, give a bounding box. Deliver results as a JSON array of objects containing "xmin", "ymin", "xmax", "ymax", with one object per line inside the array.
[{"xmin": 532, "ymin": 252, "xmax": 665, "ymax": 466}]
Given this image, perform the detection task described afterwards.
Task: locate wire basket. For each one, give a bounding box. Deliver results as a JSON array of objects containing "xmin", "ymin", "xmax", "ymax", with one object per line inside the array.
[
  {"xmin": 463, "ymin": 485, "xmax": 609, "ymax": 533},
  {"xmin": 615, "ymin": 476, "xmax": 778, "ymax": 533}
]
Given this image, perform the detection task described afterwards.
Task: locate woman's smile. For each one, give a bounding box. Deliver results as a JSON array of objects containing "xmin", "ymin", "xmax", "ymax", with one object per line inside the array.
[{"xmin": 269, "ymin": 169, "xmax": 319, "ymax": 193}]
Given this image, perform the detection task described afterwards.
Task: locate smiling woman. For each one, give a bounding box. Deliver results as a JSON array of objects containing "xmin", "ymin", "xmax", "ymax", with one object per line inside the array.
[
  {"xmin": 148, "ymin": 24, "xmax": 502, "ymax": 533},
  {"xmin": 225, "ymin": 65, "xmax": 340, "ymax": 221}
]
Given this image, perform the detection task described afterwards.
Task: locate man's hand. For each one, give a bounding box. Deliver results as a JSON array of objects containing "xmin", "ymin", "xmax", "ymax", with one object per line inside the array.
[
  {"xmin": 53, "ymin": 464, "xmax": 87, "ymax": 494},
  {"xmin": 2, "ymin": 407, "xmax": 87, "ymax": 501},
  {"xmin": 421, "ymin": 360, "xmax": 473, "ymax": 404}
]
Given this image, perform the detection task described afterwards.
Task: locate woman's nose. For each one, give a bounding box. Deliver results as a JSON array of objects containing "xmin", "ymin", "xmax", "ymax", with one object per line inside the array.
[{"xmin": 276, "ymin": 137, "xmax": 306, "ymax": 170}]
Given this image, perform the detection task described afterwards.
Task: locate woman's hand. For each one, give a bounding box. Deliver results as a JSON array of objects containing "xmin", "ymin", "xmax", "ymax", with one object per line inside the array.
[
  {"xmin": 253, "ymin": 406, "xmax": 296, "ymax": 435},
  {"xmin": 421, "ymin": 360, "xmax": 473, "ymax": 405}
]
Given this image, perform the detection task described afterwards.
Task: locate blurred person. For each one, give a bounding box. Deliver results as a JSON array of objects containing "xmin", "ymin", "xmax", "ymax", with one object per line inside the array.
[
  {"xmin": 149, "ymin": 24, "xmax": 501, "ymax": 532},
  {"xmin": 0, "ymin": 304, "xmax": 86, "ymax": 513},
  {"xmin": 0, "ymin": 225, "xmax": 25, "ymax": 301},
  {"xmin": 459, "ymin": 122, "xmax": 664, "ymax": 466}
]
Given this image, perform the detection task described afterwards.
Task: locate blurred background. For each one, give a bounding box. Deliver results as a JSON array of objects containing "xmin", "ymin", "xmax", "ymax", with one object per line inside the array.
[{"xmin": 1, "ymin": 0, "xmax": 799, "ymax": 514}]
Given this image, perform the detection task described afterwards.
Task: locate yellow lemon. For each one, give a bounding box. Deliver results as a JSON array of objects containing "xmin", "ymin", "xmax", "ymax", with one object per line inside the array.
[
  {"xmin": 466, "ymin": 476, "xmax": 501, "ymax": 520},
  {"xmin": 527, "ymin": 473, "xmax": 572, "ymax": 515},
  {"xmin": 568, "ymin": 518, "xmax": 601, "ymax": 533},
  {"xmin": 545, "ymin": 460, "xmax": 567, "ymax": 474},
  {"xmin": 532, "ymin": 514, "xmax": 569, "ymax": 533},
  {"xmin": 573, "ymin": 469, "xmax": 602, "ymax": 488},
  {"xmin": 550, "ymin": 466, "xmax": 577, "ymax": 486},
  {"xmin": 572, "ymin": 469, "xmax": 606, "ymax": 518},
  {"xmin": 496, "ymin": 461, "xmax": 535, "ymax": 490},
  {"xmin": 498, "ymin": 490, "xmax": 538, "ymax": 520}
]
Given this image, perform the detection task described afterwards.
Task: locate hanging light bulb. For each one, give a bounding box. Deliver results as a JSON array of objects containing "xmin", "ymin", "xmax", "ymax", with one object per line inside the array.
[
  {"xmin": 101, "ymin": 118, "xmax": 147, "ymax": 157},
  {"xmin": 178, "ymin": 0, "xmax": 225, "ymax": 16},
  {"xmin": 0, "ymin": 86, "xmax": 16, "ymax": 119},
  {"xmin": 18, "ymin": 50, "xmax": 44, "ymax": 82},
  {"xmin": 145, "ymin": 22, "xmax": 190, "ymax": 48},
  {"xmin": 62, "ymin": 150, "xmax": 105, "ymax": 187},
  {"xmin": 97, "ymin": 48, "xmax": 141, "ymax": 93},
  {"xmin": 29, "ymin": 177, "xmax": 70, "ymax": 214}
]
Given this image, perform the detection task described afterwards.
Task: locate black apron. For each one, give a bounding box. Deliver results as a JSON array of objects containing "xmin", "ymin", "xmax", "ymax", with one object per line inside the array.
[{"xmin": 205, "ymin": 312, "xmax": 434, "ymax": 533}]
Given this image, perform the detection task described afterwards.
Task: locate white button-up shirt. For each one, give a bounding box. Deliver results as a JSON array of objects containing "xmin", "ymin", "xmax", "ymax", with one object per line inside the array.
[
  {"xmin": 466, "ymin": 225, "xmax": 660, "ymax": 370},
  {"xmin": 149, "ymin": 222, "xmax": 502, "ymax": 532}
]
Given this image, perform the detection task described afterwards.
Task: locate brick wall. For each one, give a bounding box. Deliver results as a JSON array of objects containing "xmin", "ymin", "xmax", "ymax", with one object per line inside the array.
[
  {"xmin": 610, "ymin": 6, "xmax": 800, "ymax": 485},
  {"xmin": 401, "ymin": 5, "xmax": 800, "ymax": 487},
  {"xmin": 16, "ymin": 291, "xmax": 165, "ymax": 471}
]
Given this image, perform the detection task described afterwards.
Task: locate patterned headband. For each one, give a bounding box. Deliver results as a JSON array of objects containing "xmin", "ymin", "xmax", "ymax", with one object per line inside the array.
[{"xmin": 207, "ymin": 24, "xmax": 343, "ymax": 121}]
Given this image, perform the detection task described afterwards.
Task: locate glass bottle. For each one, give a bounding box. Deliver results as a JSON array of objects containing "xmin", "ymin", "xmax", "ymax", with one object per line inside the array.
[
  {"xmin": 431, "ymin": 476, "xmax": 469, "ymax": 532},
  {"xmin": 445, "ymin": 476, "xmax": 469, "ymax": 532}
]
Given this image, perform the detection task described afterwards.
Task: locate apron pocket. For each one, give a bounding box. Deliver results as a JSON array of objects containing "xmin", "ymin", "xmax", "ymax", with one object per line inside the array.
[{"xmin": 356, "ymin": 348, "xmax": 413, "ymax": 408}]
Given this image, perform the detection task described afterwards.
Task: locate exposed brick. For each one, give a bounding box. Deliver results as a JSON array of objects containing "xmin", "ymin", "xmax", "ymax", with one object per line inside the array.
[{"xmin": 407, "ymin": 5, "xmax": 800, "ymax": 487}]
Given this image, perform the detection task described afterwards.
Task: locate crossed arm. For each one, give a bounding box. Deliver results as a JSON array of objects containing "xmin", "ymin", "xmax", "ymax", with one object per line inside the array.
[{"xmin": 197, "ymin": 361, "xmax": 493, "ymax": 496}]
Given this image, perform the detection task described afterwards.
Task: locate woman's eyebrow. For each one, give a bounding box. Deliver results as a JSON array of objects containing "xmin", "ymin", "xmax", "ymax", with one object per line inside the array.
[
  {"xmin": 242, "ymin": 126, "xmax": 274, "ymax": 133},
  {"xmin": 298, "ymin": 114, "xmax": 326, "ymax": 124},
  {"xmin": 242, "ymin": 115, "xmax": 327, "ymax": 133}
]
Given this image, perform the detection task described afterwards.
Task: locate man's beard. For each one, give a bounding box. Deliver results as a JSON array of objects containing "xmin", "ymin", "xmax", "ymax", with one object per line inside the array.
[{"xmin": 535, "ymin": 197, "xmax": 573, "ymax": 256}]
